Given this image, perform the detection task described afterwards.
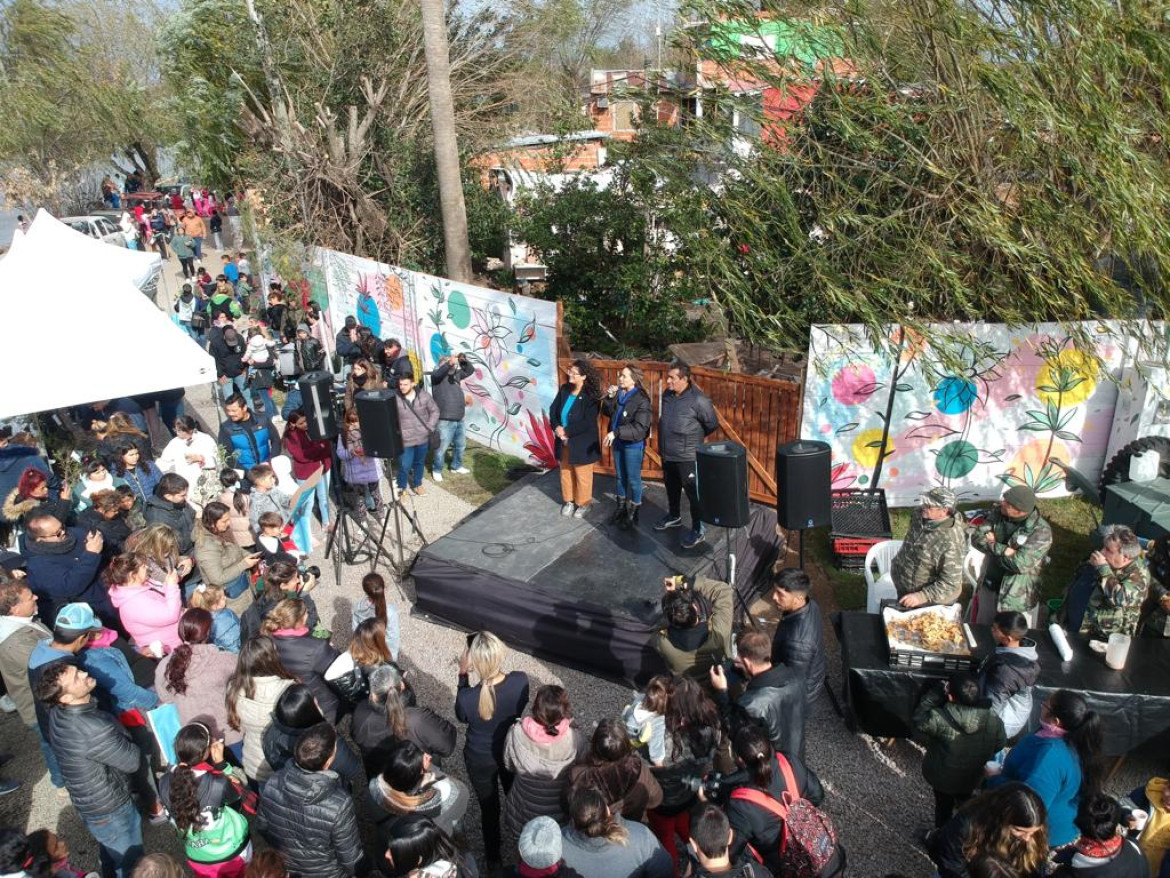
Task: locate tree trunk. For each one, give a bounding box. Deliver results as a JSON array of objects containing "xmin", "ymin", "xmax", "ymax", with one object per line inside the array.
[{"xmin": 419, "ymin": 0, "xmax": 472, "ymax": 282}]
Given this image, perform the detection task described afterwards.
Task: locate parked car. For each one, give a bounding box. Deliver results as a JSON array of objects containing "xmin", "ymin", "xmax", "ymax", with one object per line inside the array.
[{"xmin": 60, "ymin": 215, "xmax": 127, "ymax": 248}]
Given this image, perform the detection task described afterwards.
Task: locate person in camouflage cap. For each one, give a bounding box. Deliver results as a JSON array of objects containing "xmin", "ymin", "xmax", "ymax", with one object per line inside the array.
[
  {"xmin": 971, "ymin": 485, "xmax": 1052, "ymax": 624},
  {"xmin": 1079, "ymin": 524, "xmax": 1149, "ymax": 639},
  {"xmin": 891, "ymin": 487, "xmax": 969, "ymax": 608}
]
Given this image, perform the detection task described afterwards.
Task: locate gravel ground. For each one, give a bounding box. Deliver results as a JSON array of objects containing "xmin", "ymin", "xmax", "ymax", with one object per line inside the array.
[{"xmin": 0, "ymin": 252, "xmax": 1159, "ymax": 875}]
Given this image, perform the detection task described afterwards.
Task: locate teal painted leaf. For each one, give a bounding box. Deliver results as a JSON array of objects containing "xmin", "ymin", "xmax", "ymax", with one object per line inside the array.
[
  {"xmin": 1055, "ymin": 430, "xmax": 1081, "ymax": 442},
  {"xmin": 895, "ymin": 383, "xmax": 913, "ymax": 392},
  {"xmin": 836, "ymin": 422, "xmax": 860, "ymax": 434},
  {"xmin": 526, "ymin": 358, "xmax": 542, "ymax": 367}
]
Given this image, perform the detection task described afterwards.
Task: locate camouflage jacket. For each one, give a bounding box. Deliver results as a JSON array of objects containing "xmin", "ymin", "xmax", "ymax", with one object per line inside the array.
[
  {"xmin": 1080, "ymin": 559, "xmax": 1149, "ymax": 639},
  {"xmin": 1143, "ymin": 576, "xmax": 1170, "ymax": 638},
  {"xmin": 972, "ymin": 508, "xmax": 1052, "ymax": 613},
  {"xmin": 891, "ymin": 511, "xmax": 968, "ymax": 605}
]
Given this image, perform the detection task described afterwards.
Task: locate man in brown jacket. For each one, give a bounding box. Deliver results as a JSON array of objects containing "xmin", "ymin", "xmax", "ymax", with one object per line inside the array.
[
  {"xmin": 180, "ymin": 209, "xmax": 207, "ymax": 260},
  {"xmin": 655, "ymin": 574, "xmax": 734, "ymax": 686},
  {"xmin": 0, "ymin": 578, "xmax": 55, "ymax": 786}
]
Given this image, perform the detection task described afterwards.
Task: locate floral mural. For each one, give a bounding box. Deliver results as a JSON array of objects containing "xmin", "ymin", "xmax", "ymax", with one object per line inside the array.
[
  {"xmin": 802, "ymin": 323, "xmax": 1133, "ymax": 506},
  {"xmin": 316, "ymin": 252, "xmax": 559, "ymax": 466}
]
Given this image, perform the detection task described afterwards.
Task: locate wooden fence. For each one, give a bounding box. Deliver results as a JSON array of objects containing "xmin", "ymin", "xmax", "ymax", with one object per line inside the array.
[{"xmin": 556, "ymin": 357, "xmax": 804, "ymax": 505}]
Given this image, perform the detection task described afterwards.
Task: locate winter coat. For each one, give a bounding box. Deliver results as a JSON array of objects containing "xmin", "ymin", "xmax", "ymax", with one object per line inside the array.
[
  {"xmin": 120, "ymin": 462, "xmax": 162, "ymax": 508},
  {"xmin": 158, "ymin": 760, "xmax": 250, "ymax": 865},
  {"xmin": 725, "ymin": 752, "xmax": 824, "ymax": 876},
  {"xmin": 567, "ymin": 754, "xmax": 663, "ymax": 823},
  {"xmin": 337, "ymin": 435, "xmax": 382, "ymax": 485},
  {"xmin": 913, "ymin": 688, "xmax": 1007, "ymax": 796},
  {"xmin": 335, "ymin": 327, "xmax": 361, "ymax": 362},
  {"xmin": 1051, "ymin": 838, "xmax": 1148, "ymax": 878},
  {"xmin": 234, "ymin": 675, "xmax": 294, "ymax": 782},
  {"xmin": 108, "ymin": 579, "xmax": 183, "ymax": 652},
  {"xmin": 368, "ymin": 769, "xmax": 470, "ymax": 838},
  {"xmin": 270, "ymin": 629, "xmax": 341, "ymax": 723},
  {"xmin": 156, "ymin": 431, "xmax": 219, "ymax": 501},
  {"xmin": 283, "ymin": 428, "xmax": 332, "ymax": 481},
  {"xmin": 292, "ymin": 337, "xmax": 325, "ymax": 375},
  {"xmin": 430, "ymin": 359, "xmax": 475, "ymax": 421},
  {"xmin": 722, "ymin": 665, "xmax": 807, "ymax": 760},
  {"xmin": 71, "ymin": 473, "xmax": 126, "ymax": 512},
  {"xmin": 978, "ymin": 638, "xmax": 1040, "ymax": 738},
  {"xmin": 550, "ymin": 385, "xmax": 601, "ymax": 466},
  {"xmin": 0, "ymin": 614, "xmax": 52, "ymax": 726},
  {"xmin": 82, "ymin": 640, "xmax": 159, "ymax": 716},
  {"xmin": 656, "ymin": 576, "xmax": 734, "ymax": 686},
  {"xmin": 22, "ymin": 527, "xmax": 114, "ymax": 629},
  {"xmin": 891, "ymin": 511, "xmax": 969, "ymax": 606},
  {"xmin": 258, "ymin": 763, "xmax": 364, "ymax": 878},
  {"xmin": 155, "ymin": 643, "xmax": 242, "ymax": 745},
  {"xmin": 651, "ymin": 727, "xmax": 719, "ymax": 815},
  {"xmin": 601, "ymin": 388, "xmax": 652, "ymax": 444},
  {"xmin": 0, "ymin": 446, "xmax": 52, "ymax": 513},
  {"xmin": 502, "ymin": 718, "xmax": 588, "ymax": 839},
  {"xmin": 560, "ymin": 817, "xmax": 673, "ymax": 878},
  {"xmin": 456, "ymin": 671, "xmax": 530, "ymax": 763},
  {"xmin": 770, "ymin": 597, "xmax": 827, "ymax": 706},
  {"xmin": 989, "ymin": 731, "xmax": 1083, "ymax": 847},
  {"xmin": 1080, "ymin": 559, "xmax": 1149, "ymax": 640},
  {"xmin": 657, "ymin": 383, "xmax": 718, "ymax": 463},
  {"xmin": 193, "ymin": 524, "xmax": 252, "ymax": 590},
  {"xmin": 209, "ymin": 325, "xmax": 246, "ymax": 377},
  {"xmin": 47, "ymin": 699, "xmax": 140, "ymax": 820},
  {"xmin": 143, "ymin": 494, "xmax": 196, "ymax": 555},
  {"xmin": 972, "ymin": 508, "xmax": 1053, "ymax": 614},
  {"xmin": 3, "ymin": 491, "xmax": 69, "ymax": 529},
  {"xmin": 216, "ymin": 491, "xmax": 254, "ymax": 548},
  {"xmin": 352, "ymin": 695, "xmax": 457, "ymax": 777},
  {"xmin": 395, "ymin": 389, "xmax": 441, "ymax": 449},
  {"xmin": 218, "ymin": 414, "xmax": 279, "ymax": 469},
  {"xmin": 249, "ymin": 487, "xmax": 290, "ymax": 532}
]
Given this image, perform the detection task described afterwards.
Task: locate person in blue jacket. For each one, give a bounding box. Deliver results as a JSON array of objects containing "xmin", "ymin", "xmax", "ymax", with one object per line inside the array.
[
  {"xmin": 0, "ymin": 427, "xmax": 55, "ymax": 518},
  {"xmin": 21, "ymin": 511, "xmax": 116, "ymax": 630},
  {"xmin": 110, "ymin": 441, "xmax": 162, "ymax": 510},
  {"xmin": 217, "ymin": 394, "xmax": 279, "ymax": 470},
  {"xmin": 989, "ymin": 688, "xmax": 1104, "ymax": 847}
]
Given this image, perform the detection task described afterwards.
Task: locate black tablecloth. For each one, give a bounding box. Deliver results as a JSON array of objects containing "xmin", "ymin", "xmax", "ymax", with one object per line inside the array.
[{"xmin": 837, "ymin": 611, "xmax": 1170, "ymax": 757}]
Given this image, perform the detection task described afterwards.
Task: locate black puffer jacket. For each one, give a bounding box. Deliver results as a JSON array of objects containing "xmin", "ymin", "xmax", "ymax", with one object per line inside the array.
[
  {"xmin": 258, "ymin": 763, "xmax": 365, "ymax": 878},
  {"xmin": 269, "ymin": 631, "xmax": 341, "ymax": 723},
  {"xmin": 352, "ymin": 694, "xmax": 457, "ymax": 776},
  {"xmin": 143, "ymin": 494, "xmax": 196, "ymax": 555},
  {"xmin": 723, "ymin": 666, "xmax": 808, "ymax": 759},
  {"xmin": 770, "ymin": 599, "xmax": 826, "ymax": 707},
  {"xmin": 48, "ymin": 700, "xmax": 140, "ymax": 819},
  {"xmin": 241, "ymin": 592, "xmax": 320, "ymax": 643},
  {"xmin": 600, "ymin": 388, "xmax": 652, "ymax": 444},
  {"xmin": 657, "ymin": 383, "xmax": 718, "ymax": 462}
]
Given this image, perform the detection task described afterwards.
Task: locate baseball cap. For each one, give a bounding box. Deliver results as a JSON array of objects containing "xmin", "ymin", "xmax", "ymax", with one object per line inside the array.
[
  {"xmin": 54, "ymin": 603, "xmax": 102, "ymax": 635},
  {"xmin": 919, "ymin": 487, "xmax": 956, "ymax": 509}
]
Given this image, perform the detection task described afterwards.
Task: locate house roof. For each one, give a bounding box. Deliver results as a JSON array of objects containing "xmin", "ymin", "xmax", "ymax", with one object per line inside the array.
[{"xmin": 497, "ymin": 131, "xmax": 610, "ymax": 149}]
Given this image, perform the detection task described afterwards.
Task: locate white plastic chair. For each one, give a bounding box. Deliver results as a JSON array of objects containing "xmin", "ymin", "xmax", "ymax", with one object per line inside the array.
[
  {"xmin": 864, "ymin": 539, "xmax": 904, "ymax": 614},
  {"xmin": 964, "ymin": 546, "xmax": 988, "ymax": 593}
]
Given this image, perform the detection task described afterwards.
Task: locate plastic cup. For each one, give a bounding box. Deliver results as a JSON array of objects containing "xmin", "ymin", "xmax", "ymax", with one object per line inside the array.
[
  {"xmin": 149, "ymin": 640, "xmax": 164, "ymax": 659},
  {"xmin": 1131, "ymin": 809, "xmax": 1149, "ymax": 833},
  {"xmin": 1105, "ymin": 633, "xmax": 1132, "ymax": 670}
]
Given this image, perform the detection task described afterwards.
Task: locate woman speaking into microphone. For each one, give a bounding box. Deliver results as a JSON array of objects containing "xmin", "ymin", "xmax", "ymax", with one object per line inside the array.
[{"xmin": 601, "ymin": 364, "xmax": 651, "ymax": 529}]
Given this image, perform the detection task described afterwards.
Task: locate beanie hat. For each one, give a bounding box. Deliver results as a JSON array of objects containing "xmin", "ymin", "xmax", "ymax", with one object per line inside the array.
[
  {"xmin": 1003, "ymin": 484, "xmax": 1037, "ymax": 515},
  {"xmin": 344, "ymin": 315, "xmax": 357, "ymax": 328},
  {"xmin": 518, "ymin": 816, "xmax": 562, "ymax": 870},
  {"xmin": 296, "ymin": 323, "xmax": 310, "ymax": 334}
]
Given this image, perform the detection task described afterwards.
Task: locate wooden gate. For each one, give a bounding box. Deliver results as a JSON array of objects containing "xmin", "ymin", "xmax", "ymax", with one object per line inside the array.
[{"xmin": 556, "ymin": 358, "xmax": 804, "ymax": 505}]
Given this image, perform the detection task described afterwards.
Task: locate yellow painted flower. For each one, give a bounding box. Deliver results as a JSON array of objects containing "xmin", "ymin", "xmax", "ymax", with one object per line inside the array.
[
  {"xmin": 1036, "ymin": 349, "xmax": 1098, "ymax": 406},
  {"xmin": 852, "ymin": 428, "xmax": 893, "ymax": 470}
]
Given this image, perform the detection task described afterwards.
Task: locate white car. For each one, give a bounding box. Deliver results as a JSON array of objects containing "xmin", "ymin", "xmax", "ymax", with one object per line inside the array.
[{"xmin": 60, "ymin": 215, "xmax": 127, "ymax": 248}]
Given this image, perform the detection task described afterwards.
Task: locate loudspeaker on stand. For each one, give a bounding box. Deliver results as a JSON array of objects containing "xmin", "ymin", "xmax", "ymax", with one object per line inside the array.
[
  {"xmin": 696, "ymin": 441, "xmax": 751, "ymax": 529},
  {"xmin": 298, "ymin": 371, "xmax": 339, "ymax": 441},
  {"xmin": 775, "ymin": 440, "xmax": 831, "ymax": 530},
  {"xmin": 354, "ymin": 390, "xmax": 404, "ymax": 459}
]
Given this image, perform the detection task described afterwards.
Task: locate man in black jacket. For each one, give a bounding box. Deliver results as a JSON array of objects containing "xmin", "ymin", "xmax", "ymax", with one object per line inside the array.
[
  {"xmin": 429, "ymin": 353, "xmax": 475, "ymax": 482},
  {"xmin": 335, "ymin": 316, "xmax": 362, "ymax": 371},
  {"xmin": 208, "ymin": 317, "xmax": 251, "ymax": 410},
  {"xmin": 143, "ymin": 473, "xmax": 195, "ymax": 555},
  {"xmin": 711, "ymin": 630, "xmax": 807, "ymax": 759},
  {"xmin": 769, "ymin": 568, "xmax": 826, "ymax": 706},
  {"xmin": 259, "ymin": 722, "xmax": 366, "ymax": 878},
  {"xmin": 689, "ymin": 803, "xmax": 775, "ymax": 878},
  {"xmin": 36, "ymin": 661, "xmax": 142, "ymax": 877},
  {"xmin": 654, "ymin": 362, "xmax": 718, "ymax": 549}
]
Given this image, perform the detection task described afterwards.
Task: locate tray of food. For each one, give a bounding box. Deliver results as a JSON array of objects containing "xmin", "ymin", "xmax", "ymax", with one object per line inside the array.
[{"xmin": 881, "ymin": 603, "xmax": 978, "ymax": 670}]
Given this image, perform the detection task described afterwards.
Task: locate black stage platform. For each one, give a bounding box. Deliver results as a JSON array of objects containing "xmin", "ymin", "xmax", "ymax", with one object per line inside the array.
[{"xmin": 411, "ymin": 471, "xmax": 779, "ymax": 684}]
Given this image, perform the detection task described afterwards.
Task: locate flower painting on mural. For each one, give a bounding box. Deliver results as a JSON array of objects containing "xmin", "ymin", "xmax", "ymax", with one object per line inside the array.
[{"xmin": 802, "ymin": 323, "xmax": 1124, "ymax": 506}]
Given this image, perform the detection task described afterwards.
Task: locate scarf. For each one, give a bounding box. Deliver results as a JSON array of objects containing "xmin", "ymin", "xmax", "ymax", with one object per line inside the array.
[
  {"xmin": 272, "ymin": 626, "xmax": 309, "ymax": 638},
  {"xmin": 25, "ymin": 531, "xmax": 77, "ymax": 557},
  {"xmin": 1038, "ymin": 721, "xmax": 1067, "ymax": 739},
  {"xmin": 1071, "ymin": 834, "xmax": 1123, "ymax": 864},
  {"xmin": 518, "ymin": 865, "xmax": 561, "ymax": 878},
  {"xmin": 610, "ymin": 388, "xmax": 636, "ymax": 435}
]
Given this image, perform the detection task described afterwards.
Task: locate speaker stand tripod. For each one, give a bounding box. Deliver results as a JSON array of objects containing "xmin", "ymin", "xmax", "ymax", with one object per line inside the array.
[
  {"xmin": 371, "ymin": 460, "xmax": 428, "ymax": 572},
  {"xmin": 720, "ymin": 526, "xmax": 758, "ymax": 629}
]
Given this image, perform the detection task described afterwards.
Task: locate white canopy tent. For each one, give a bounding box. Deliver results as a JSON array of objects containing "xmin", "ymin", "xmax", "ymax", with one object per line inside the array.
[
  {"xmin": 10, "ymin": 209, "xmax": 163, "ymax": 290},
  {"xmin": 0, "ymin": 209, "xmax": 216, "ymax": 419}
]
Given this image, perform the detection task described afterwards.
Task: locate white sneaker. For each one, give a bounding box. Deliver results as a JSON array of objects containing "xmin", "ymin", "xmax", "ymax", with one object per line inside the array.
[
  {"xmin": 0, "ymin": 695, "xmax": 13, "ymax": 714},
  {"xmin": 432, "ymin": 470, "xmax": 444, "ymax": 483},
  {"xmin": 453, "ymin": 467, "xmax": 471, "ymax": 475}
]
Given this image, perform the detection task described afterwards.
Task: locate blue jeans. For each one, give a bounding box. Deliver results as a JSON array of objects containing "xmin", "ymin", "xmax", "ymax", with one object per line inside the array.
[
  {"xmin": 223, "ymin": 570, "xmax": 251, "ymax": 599},
  {"xmin": 35, "ymin": 724, "xmax": 63, "ymax": 787},
  {"xmin": 398, "ymin": 443, "xmax": 428, "ymax": 490},
  {"xmin": 433, "ymin": 419, "xmax": 467, "ymax": 472},
  {"xmin": 84, "ymin": 798, "xmax": 142, "ymax": 878},
  {"xmin": 282, "ymin": 386, "xmax": 303, "ymax": 420},
  {"xmin": 191, "ymin": 236, "xmax": 203, "ymax": 260},
  {"xmin": 298, "ymin": 471, "xmax": 331, "ymax": 527},
  {"xmin": 613, "ymin": 441, "xmax": 645, "ymax": 504},
  {"xmin": 220, "ymin": 374, "xmax": 252, "ymax": 411},
  {"xmin": 252, "ymin": 386, "xmax": 277, "ymax": 420}
]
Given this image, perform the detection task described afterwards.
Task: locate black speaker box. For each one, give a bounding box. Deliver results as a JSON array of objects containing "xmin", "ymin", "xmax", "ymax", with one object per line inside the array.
[
  {"xmin": 354, "ymin": 390, "xmax": 404, "ymax": 459},
  {"xmin": 696, "ymin": 441, "xmax": 751, "ymax": 529},
  {"xmin": 775, "ymin": 440, "xmax": 832, "ymax": 529},
  {"xmin": 297, "ymin": 371, "xmax": 339, "ymax": 441}
]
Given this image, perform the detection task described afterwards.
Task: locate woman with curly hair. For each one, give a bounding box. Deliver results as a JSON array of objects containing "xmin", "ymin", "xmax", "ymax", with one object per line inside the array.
[
  {"xmin": 158, "ymin": 722, "xmax": 253, "ymax": 877},
  {"xmin": 930, "ymin": 782, "xmax": 1048, "ymax": 878},
  {"xmin": 549, "ymin": 358, "xmax": 603, "ymax": 518},
  {"xmin": 155, "ymin": 609, "xmax": 243, "ymax": 755}
]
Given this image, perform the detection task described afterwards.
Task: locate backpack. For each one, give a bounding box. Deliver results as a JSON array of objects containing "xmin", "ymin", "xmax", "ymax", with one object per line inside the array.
[{"xmin": 729, "ymin": 753, "xmax": 838, "ymax": 878}]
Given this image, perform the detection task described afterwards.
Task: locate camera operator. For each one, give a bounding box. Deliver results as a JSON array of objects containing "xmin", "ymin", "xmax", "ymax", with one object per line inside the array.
[
  {"xmin": 710, "ymin": 631, "xmax": 806, "ymax": 760},
  {"xmin": 656, "ymin": 575, "xmax": 734, "ymax": 687},
  {"xmin": 429, "ymin": 353, "xmax": 475, "ymax": 482}
]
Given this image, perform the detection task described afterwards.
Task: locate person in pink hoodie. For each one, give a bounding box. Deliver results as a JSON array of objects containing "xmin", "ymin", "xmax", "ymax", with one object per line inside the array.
[{"xmin": 103, "ymin": 551, "xmax": 183, "ymax": 654}]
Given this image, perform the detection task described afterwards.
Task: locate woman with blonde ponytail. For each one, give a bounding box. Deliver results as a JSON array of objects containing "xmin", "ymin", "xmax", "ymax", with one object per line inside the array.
[
  {"xmin": 454, "ymin": 631, "xmax": 529, "ymax": 867},
  {"xmin": 561, "ymin": 784, "xmax": 673, "ymax": 877}
]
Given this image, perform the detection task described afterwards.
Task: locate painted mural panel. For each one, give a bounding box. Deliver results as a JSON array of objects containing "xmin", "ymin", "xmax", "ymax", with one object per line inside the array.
[
  {"xmin": 315, "ymin": 249, "xmax": 559, "ymax": 465},
  {"xmin": 801, "ymin": 323, "xmax": 1133, "ymax": 507}
]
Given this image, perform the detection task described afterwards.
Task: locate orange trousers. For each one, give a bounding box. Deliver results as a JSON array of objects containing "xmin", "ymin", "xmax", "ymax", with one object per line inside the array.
[{"xmin": 560, "ymin": 446, "xmax": 594, "ymax": 507}]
